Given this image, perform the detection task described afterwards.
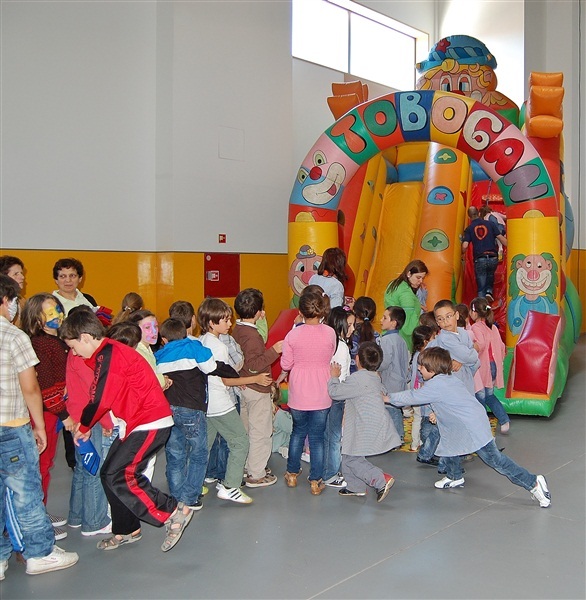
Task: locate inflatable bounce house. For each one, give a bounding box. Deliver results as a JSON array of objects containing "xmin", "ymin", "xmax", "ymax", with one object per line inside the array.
[{"xmin": 278, "ymin": 35, "xmax": 582, "ymax": 417}]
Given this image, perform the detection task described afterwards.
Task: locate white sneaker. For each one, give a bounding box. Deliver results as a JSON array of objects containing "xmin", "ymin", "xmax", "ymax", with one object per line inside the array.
[
  {"xmin": 0, "ymin": 559, "xmax": 7, "ymax": 581},
  {"xmin": 216, "ymin": 483, "xmax": 253, "ymax": 504},
  {"xmin": 531, "ymin": 475, "xmax": 551, "ymax": 508},
  {"xmin": 324, "ymin": 475, "xmax": 347, "ymax": 488},
  {"xmin": 278, "ymin": 446, "xmax": 289, "ymax": 459},
  {"xmin": 53, "ymin": 526, "xmax": 68, "ymax": 541},
  {"xmin": 26, "ymin": 546, "xmax": 79, "ymax": 575},
  {"xmin": 434, "ymin": 476, "xmax": 465, "ymax": 489},
  {"xmin": 300, "ymin": 452, "xmax": 310, "ymax": 463},
  {"xmin": 48, "ymin": 514, "xmax": 67, "ymax": 527},
  {"xmin": 82, "ymin": 521, "xmax": 112, "ymax": 537}
]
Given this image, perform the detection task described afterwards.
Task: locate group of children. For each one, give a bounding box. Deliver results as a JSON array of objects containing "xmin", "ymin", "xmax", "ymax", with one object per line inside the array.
[{"xmin": 0, "ymin": 250, "xmax": 552, "ymax": 581}]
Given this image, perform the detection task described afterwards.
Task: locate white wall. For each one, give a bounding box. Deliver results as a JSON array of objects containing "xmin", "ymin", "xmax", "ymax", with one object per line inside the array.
[
  {"xmin": 163, "ymin": 1, "xmax": 293, "ymax": 253},
  {"xmin": 437, "ymin": 0, "xmax": 525, "ymax": 107},
  {"xmin": 1, "ymin": 2, "xmax": 158, "ymax": 251},
  {"xmin": 525, "ymin": 0, "xmax": 584, "ymax": 249}
]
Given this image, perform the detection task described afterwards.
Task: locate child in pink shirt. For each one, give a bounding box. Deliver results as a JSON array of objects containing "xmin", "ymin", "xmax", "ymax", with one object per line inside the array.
[{"xmin": 281, "ymin": 290, "xmax": 336, "ymax": 495}]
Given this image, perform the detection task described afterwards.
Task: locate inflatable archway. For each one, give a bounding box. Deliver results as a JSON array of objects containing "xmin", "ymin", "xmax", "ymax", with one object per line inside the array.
[{"xmin": 287, "ymin": 89, "xmax": 581, "ymax": 416}]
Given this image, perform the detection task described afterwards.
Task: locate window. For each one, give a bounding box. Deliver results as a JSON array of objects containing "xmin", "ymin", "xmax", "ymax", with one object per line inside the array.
[{"xmin": 292, "ymin": 0, "xmax": 428, "ymax": 91}]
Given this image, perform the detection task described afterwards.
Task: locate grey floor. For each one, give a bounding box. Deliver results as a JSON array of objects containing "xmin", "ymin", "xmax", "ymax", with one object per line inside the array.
[{"xmin": 2, "ymin": 338, "xmax": 585, "ymax": 600}]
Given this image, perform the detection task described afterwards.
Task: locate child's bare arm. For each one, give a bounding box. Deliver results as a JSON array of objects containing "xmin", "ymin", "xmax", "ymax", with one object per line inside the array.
[{"xmin": 222, "ymin": 373, "xmax": 272, "ymax": 388}]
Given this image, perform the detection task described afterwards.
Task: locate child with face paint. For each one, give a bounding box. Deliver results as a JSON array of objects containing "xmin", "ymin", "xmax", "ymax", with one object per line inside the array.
[
  {"xmin": 128, "ymin": 310, "xmax": 171, "ymax": 481},
  {"xmin": 21, "ymin": 293, "xmax": 73, "ymax": 537}
]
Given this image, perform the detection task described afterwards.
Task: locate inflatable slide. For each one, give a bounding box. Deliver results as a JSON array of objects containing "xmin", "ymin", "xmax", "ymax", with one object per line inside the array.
[{"xmin": 284, "ymin": 36, "xmax": 581, "ymax": 416}]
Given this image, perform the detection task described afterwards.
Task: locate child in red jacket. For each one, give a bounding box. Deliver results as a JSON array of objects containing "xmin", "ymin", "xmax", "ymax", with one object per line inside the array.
[{"xmin": 60, "ymin": 310, "xmax": 191, "ymax": 553}]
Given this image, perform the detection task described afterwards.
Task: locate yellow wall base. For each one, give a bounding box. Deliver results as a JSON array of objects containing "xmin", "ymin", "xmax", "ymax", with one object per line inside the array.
[
  {"xmin": 1, "ymin": 249, "xmax": 290, "ymax": 328},
  {"xmin": 3, "ymin": 247, "xmax": 584, "ymax": 333}
]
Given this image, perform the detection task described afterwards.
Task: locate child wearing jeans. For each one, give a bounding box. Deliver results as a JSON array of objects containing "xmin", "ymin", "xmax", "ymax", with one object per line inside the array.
[
  {"xmin": 389, "ymin": 347, "xmax": 551, "ymax": 507},
  {"xmin": 155, "ymin": 318, "xmax": 241, "ymax": 511},
  {"xmin": 282, "ymin": 290, "xmax": 336, "ymax": 495},
  {"xmin": 469, "ymin": 296, "xmax": 510, "ymax": 434},
  {"xmin": 429, "ymin": 299, "xmax": 480, "ymax": 394},
  {"xmin": 328, "ymin": 342, "xmax": 400, "ymax": 502},
  {"xmin": 378, "ymin": 306, "xmax": 410, "ymax": 442}
]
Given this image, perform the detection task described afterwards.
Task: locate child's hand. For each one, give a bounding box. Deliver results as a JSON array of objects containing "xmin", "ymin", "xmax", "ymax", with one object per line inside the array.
[
  {"xmin": 255, "ymin": 373, "xmax": 273, "ymax": 387},
  {"xmin": 330, "ymin": 362, "xmax": 342, "ymax": 378},
  {"xmin": 276, "ymin": 370, "xmax": 288, "ymax": 385},
  {"xmin": 429, "ymin": 412, "xmax": 437, "ymax": 424},
  {"xmin": 293, "ymin": 313, "xmax": 304, "ymax": 325},
  {"xmin": 163, "ymin": 375, "xmax": 173, "ymax": 390},
  {"xmin": 383, "ymin": 394, "xmax": 390, "ymax": 404},
  {"xmin": 73, "ymin": 423, "xmax": 91, "ymax": 446},
  {"xmin": 473, "ymin": 342, "xmax": 480, "ymax": 352},
  {"xmin": 272, "ymin": 340, "xmax": 283, "ymax": 354},
  {"xmin": 451, "ymin": 359, "xmax": 462, "ymax": 372},
  {"xmin": 62, "ymin": 416, "xmax": 76, "ymax": 432}
]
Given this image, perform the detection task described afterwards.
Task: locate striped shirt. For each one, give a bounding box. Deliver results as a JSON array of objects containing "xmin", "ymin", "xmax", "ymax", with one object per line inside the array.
[{"xmin": 0, "ymin": 316, "xmax": 39, "ymax": 425}]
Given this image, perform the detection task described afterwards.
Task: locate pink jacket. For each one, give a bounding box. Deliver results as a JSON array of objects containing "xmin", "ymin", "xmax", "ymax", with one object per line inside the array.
[
  {"xmin": 281, "ymin": 323, "xmax": 336, "ymax": 411},
  {"xmin": 469, "ymin": 321, "xmax": 505, "ymax": 393}
]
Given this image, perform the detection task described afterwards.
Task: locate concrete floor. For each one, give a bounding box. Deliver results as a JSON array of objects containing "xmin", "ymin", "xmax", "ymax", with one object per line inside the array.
[{"xmin": 2, "ymin": 338, "xmax": 585, "ymax": 600}]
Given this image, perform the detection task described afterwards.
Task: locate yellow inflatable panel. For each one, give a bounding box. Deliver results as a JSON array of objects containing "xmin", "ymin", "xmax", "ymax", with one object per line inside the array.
[
  {"xmin": 346, "ymin": 155, "xmax": 383, "ymax": 296},
  {"xmin": 395, "ymin": 142, "xmax": 429, "ymax": 164},
  {"xmin": 505, "ymin": 215, "xmax": 562, "ymax": 346},
  {"xmin": 366, "ymin": 182, "xmax": 423, "ymax": 310},
  {"xmin": 414, "ymin": 143, "xmax": 470, "ymax": 307},
  {"xmin": 355, "ymin": 157, "xmax": 388, "ymax": 297}
]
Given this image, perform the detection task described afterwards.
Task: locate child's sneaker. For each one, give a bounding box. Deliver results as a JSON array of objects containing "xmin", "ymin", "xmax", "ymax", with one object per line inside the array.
[
  {"xmin": 216, "ymin": 483, "xmax": 253, "ymax": 504},
  {"xmin": 26, "ymin": 546, "xmax": 79, "ymax": 575},
  {"xmin": 278, "ymin": 446, "xmax": 289, "ymax": 459},
  {"xmin": 376, "ymin": 474, "xmax": 395, "ymax": 503},
  {"xmin": 530, "ymin": 475, "xmax": 551, "ymax": 507},
  {"xmin": 434, "ymin": 476, "xmax": 465, "ymax": 489},
  {"xmin": 300, "ymin": 452, "xmax": 310, "ymax": 463},
  {"xmin": 53, "ymin": 526, "xmax": 68, "ymax": 541},
  {"xmin": 324, "ymin": 474, "xmax": 347, "ymax": 488},
  {"xmin": 244, "ymin": 473, "xmax": 277, "ymax": 488},
  {"xmin": 81, "ymin": 522, "xmax": 112, "ymax": 537},
  {"xmin": 204, "ymin": 477, "xmax": 218, "ymax": 485},
  {"xmin": 186, "ymin": 500, "xmax": 203, "ymax": 511},
  {"xmin": 48, "ymin": 514, "xmax": 67, "ymax": 527},
  {"xmin": 339, "ymin": 489, "xmax": 366, "ymax": 497},
  {"xmin": 0, "ymin": 559, "xmax": 7, "ymax": 581}
]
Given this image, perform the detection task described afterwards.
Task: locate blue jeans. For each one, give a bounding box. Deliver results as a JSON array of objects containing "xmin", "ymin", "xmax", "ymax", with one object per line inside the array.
[
  {"xmin": 474, "ymin": 255, "xmax": 499, "ymax": 298},
  {"xmin": 418, "ymin": 417, "xmax": 440, "ymax": 461},
  {"xmin": 443, "ymin": 439, "xmax": 537, "ymax": 490},
  {"xmin": 386, "ymin": 404, "xmax": 404, "ymax": 442},
  {"xmin": 68, "ymin": 423, "xmax": 110, "ymax": 532},
  {"xmin": 165, "ymin": 407, "xmax": 208, "ymax": 505},
  {"xmin": 287, "ymin": 408, "xmax": 330, "ymax": 481},
  {"xmin": 206, "ymin": 433, "xmax": 228, "ymax": 481},
  {"xmin": 475, "ymin": 388, "xmax": 510, "ymax": 426},
  {"xmin": 323, "ymin": 400, "xmax": 345, "ymax": 481},
  {"xmin": 101, "ymin": 425, "xmax": 119, "ymax": 461},
  {"xmin": 0, "ymin": 423, "xmax": 54, "ymax": 561}
]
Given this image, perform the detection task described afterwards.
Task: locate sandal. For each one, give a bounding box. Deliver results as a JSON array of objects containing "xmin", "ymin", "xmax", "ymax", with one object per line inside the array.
[
  {"xmin": 97, "ymin": 531, "xmax": 142, "ymax": 551},
  {"xmin": 161, "ymin": 504, "xmax": 193, "ymax": 553}
]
